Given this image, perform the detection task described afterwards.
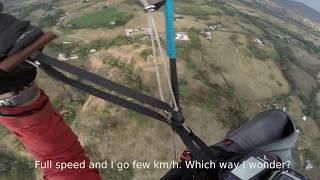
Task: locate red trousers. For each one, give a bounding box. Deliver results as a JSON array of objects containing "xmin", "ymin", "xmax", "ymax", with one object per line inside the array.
[{"xmin": 0, "ymin": 90, "xmax": 101, "ymax": 180}]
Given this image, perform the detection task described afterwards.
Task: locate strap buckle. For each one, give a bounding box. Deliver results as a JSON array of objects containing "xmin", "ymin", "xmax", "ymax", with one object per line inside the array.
[
  {"xmin": 144, "ymin": 0, "xmax": 166, "ymax": 13},
  {"xmin": 0, "ymin": 99, "xmax": 16, "ymax": 107}
]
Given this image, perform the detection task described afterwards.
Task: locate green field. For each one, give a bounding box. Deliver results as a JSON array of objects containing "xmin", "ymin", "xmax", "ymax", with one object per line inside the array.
[{"xmin": 71, "ymin": 7, "xmax": 131, "ymax": 28}]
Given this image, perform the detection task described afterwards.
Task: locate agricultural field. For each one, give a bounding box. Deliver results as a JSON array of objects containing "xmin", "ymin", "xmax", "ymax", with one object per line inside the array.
[{"xmin": 70, "ymin": 7, "xmax": 132, "ymax": 29}]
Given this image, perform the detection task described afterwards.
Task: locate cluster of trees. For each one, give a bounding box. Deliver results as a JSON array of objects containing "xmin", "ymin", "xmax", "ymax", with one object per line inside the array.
[
  {"xmin": 15, "ymin": 3, "xmax": 53, "ymax": 19},
  {"xmin": 302, "ymin": 87, "xmax": 320, "ymax": 127},
  {"xmin": 246, "ymin": 40, "xmax": 270, "ymax": 60},
  {"xmin": 103, "ymin": 57, "xmax": 145, "ymax": 92},
  {"xmin": 53, "ymin": 95, "xmax": 86, "ymax": 125},
  {"xmin": 178, "ymin": 6, "xmax": 223, "ymax": 20},
  {"xmin": 39, "ymin": 9, "xmax": 65, "ymax": 28}
]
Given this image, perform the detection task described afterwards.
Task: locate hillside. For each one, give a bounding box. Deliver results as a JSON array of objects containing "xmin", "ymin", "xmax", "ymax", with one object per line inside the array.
[
  {"xmin": 275, "ymin": 0, "xmax": 320, "ymax": 23},
  {"xmin": 0, "ymin": 0, "xmax": 319, "ymax": 179},
  {"xmin": 293, "ymin": 0, "xmax": 320, "ymax": 13}
]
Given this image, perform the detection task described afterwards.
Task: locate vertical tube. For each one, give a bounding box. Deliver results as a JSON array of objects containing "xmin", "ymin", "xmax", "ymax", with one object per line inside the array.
[
  {"xmin": 164, "ymin": 0, "xmax": 180, "ymax": 108},
  {"xmin": 170, "ymin": 58, "xmax": 180, "ymax": 107}
]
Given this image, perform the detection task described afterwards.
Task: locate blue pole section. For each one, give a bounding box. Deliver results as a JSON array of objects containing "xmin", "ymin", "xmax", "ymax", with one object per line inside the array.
[
  {"xmin": 164, "ymin": 0, "xmax": 180, "ymax": 108},
  {"xmin": 164, "ymin": 0, "xmax": 177, "ymax": 59}
]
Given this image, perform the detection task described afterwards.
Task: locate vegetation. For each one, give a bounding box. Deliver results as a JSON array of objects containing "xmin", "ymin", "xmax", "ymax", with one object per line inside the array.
[
  {"xmin": 103, "ymin": 57, "xmax": 146, "ymax": 92},
  {"xmin": 71, "ymin": 7, "xmax": 132, "ymax": 29},
  {"xmin": 100, "ymin": 166, "xmax": 134, "ymax": 180},
  {"xmin": 229, "ymin": 34, "xmax": 242, "ymax": 47},
  {"xmin": 206, "ymin": 0, "xmax": 239, "ymax": 16},
  {"xmin": 39, "ymin": 9, "xmax": 65, "ymax": 28},
  {"xmin": 302, "ymin": 87, "xmax": 320, "ymax": 126},
  {"xmin": 177, "ymin": 29, "xmax": 246, "ymax": 130},
  {"xmin": 247, "ymin": 40, "xmax": 270, "ymax": 60},
  {"xmin": 140, "ymin": 49, "xmax": 152, "ymax": 61},
  {"xmin": 0, "ymin": 154, "xmax": 35, "ymax": 180},
  {"xmin": 53, "ymin": 96, "xmax": 86, "ymax": 125},
  {"xmin": 124, "ymin": 0, "xmax": 144, "ymax": 8},
  {"xmin": 84, "ymin": 145, "xmax": 134, "ymax": 180},
  {"xmin": 177, "ymin": 6, "xmax": 223, "ymax": 20},
  {"xmin": 15, "ymin": 3, "xmax": 53, "ymax": 19}
]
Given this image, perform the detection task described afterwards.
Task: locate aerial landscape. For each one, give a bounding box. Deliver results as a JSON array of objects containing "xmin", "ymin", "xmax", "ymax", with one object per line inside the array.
[{"xmin": 0, "ymin": 0, "xmax": 319, "ymax": 179}]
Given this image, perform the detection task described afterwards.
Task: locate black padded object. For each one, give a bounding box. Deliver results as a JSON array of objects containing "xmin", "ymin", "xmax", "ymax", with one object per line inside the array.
[
  {"xmin": 0, "ymin": 11, "xmax": 42, "ymax": 94},
  {"xmin": 0, "ymin": 62, "xmax": 37, "ymax": 94},
  {"xmin": 0, "ymin": 14, "xmax": 30, "ymax": 58},
  {"xmin": 213, "ymin": 110, "xmax": 297, "ymax": 167}
]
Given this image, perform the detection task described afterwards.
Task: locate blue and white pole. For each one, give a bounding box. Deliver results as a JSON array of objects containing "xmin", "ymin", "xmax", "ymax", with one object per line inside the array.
[{"xmin": 164, "ymin": 0, "xmax": 180, "ymax": 107}]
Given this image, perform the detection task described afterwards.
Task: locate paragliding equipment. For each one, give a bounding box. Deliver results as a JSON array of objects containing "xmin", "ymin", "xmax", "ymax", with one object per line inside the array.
[{"xmin": 0, "ymin": 0, "xmax": 307, "ymax": 179}]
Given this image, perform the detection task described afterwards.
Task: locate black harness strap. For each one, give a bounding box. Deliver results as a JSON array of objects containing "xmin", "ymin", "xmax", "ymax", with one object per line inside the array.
[
  {"xmin": 31, "ymin": 53, "xmax": 217, "ymax": 162},
  {"xmin": 175, "ymin": 126, "xmax": 213, "ymax": 161},
  {"xmin": 40, "ymin": 63, "xmax": 169, "ymax": 124},
  {"xmin": 34, "ymin": 53, "xmax": 173, "ymax": 113}
]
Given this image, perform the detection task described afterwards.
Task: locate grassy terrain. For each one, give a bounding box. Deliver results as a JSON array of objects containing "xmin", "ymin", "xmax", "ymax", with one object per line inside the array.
[
  {"xmin": 71, "ymin": 7, "xmax": 131, "ymax": 29},
  {"xmin": 0, "ymin": 154, "xmax": 35, "ymax": 180}
]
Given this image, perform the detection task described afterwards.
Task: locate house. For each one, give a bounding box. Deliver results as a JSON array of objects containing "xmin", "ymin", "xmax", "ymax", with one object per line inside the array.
[
  {"xmin": 174, "ymin": 14, "xmax": 184, "ymax": 20},
  {"xmin": 125, "ymin": 29, "xmax": 134, "ymax": 37},
  {"xmin": 254, "ymin": 38, "xmax": 263, "ymax": 45},
  {"xmin": 70, "ymin": 55, "xmax": 79, "ymax": 60},
  {"xmin": 89, "ymin": 49, "xmax": 97, "ymax": 53},
  {"xmin": 109, "ymin": 21, "xmax": 116, "ymax": 26},
  {"xmin": 176, "ymin": 32, "xmax": 189, "ymax": 41},
  {"xmin": 208, "ymin": 24, "xmax": 224, "ymax": 31},
  {"xmin": 57, "ymin": 53, "xmax": 69, "ymax": 61},
  {"xmin": 125, "ymin": 28, "xmax": 151, "ymax": 38},
  {"xmin": 302, "ymin": 115, "xmax": 307, "ymax": 122},
  {"xmin": 208, "ymin": 26, "xmax": 215, "ymax": 31},
  {"xmin": 304, "ymin": 160, "xmax": 313, "ymax": 171},
  {"xmin": 282, "ymin": 106, "xmax": 287, "ymax": 112},
  {"xmin": 62, "ymin": 41, "xmax": 72, "ymax": 44},
  {"xmin": 205, "ymin": 32, "xmax": 213, "ymax": 40}
]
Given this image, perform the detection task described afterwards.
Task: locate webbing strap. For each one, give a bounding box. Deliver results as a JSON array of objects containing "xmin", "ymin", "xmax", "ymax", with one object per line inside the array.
[
  {"xmin": 175, "ymin": 125, "xmax": 217, "ymax": 161},
  {"xmin": 33, "ymin": 53, "xmax": 216, "ymax": 162},
  {"xmin": 40, "ymin": 63, "xmax": 169, "ymax": 124},
  {"xmin": 34, "ymin": 53, "xmax": 173, "ymax": 113}
]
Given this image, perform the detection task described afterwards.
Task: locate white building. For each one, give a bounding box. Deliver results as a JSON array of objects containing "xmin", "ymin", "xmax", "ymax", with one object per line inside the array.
[
  {"xmin": 125, "ymin": 29, "xmax": 134, "ymax": 37},
  {"xmin": 305, "ymin": 160, "xmax": 313, "ymax": 171},
  {"xmin": 176, "ymin": 32, "xmax": 189, "ymax": 41},
  {"xmin": 57, "ymin": 53, "xmax": 69, "ymax": 61},
  {"xmin": 302, "ymin": 115, "xmax": 307, "ymax": 122},
  {"xmin": 89, "ymin": 49, "xmax": 97, "ymax": 53},
  {"xmin": 205, "ymin": 32, "xmax": 213, "ymax": 40},
  {"xmin": 70, "ymin": 55, "xmax": 79, "ymax": 60},
  {"xmin": 254, "ymin": 38, "xmax": 263, "ymax": 45},
  {"xmin": 125, "ymin": 28, "xmax": 152, "ymax": 38},
  {"xmin": 109, "ymin": 21, "xmax": 116, "ymax": 26},
  {"xmin": 282, "ymin": 106, "xmax": 287, "ymax": 112}
]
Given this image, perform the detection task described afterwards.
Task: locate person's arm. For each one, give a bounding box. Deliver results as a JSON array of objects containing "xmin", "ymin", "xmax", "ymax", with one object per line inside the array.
[{"xmin": 0, "ymin": 4, "xmax": 101, "ymax": 180}]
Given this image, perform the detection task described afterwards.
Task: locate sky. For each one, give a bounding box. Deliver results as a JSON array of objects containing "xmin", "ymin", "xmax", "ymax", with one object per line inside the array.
[{"xmin": 293, "ymin": 0, "xmax": 320, "ymax": 12}]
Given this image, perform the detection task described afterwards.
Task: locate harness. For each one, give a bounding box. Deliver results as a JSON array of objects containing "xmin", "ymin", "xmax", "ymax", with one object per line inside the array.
[{"xmin": 28, "ymin": 0, "xmax": 217, "ymax": 163}]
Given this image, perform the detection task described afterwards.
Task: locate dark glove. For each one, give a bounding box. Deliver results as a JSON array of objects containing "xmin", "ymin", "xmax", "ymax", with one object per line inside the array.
[
  {"xmin": 0, "ymin": 3, "xmax": 43, "ymax": 94},
  {"xmin": 0, "ymin": 13, "xmax": 43, "ymax": 58}
]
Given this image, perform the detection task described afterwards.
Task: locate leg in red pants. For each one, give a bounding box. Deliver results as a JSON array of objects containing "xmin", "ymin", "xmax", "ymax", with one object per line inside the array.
[{"xmin": 0, "ymin": 90, "xmax": 102, "ymax": 180}]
